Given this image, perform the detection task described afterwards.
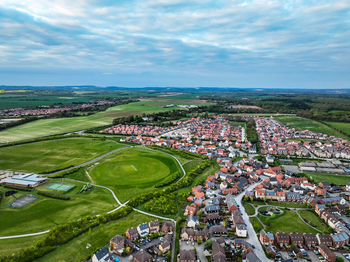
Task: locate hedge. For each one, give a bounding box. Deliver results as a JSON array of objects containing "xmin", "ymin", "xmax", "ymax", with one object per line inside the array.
[{"xmin": 37, "ymin": 191, "xmax": 71, "ymax": 200}]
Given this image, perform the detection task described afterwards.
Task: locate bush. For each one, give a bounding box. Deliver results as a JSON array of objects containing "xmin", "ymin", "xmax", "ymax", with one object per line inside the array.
[
  {"xmin": 144, "ymin": 193, "xmax": 177, "ymax": 215},
  {"xmin": 155, "ymin": 171, "xmax": 181, "ymax": 188},
  {"xmin": 37, "ymin": 191, "xmax": 71, "ymax": 200}
]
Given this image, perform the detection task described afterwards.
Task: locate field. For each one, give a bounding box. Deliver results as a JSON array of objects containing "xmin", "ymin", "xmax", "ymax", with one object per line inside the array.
[
  {"xmin": 0, "ymin": 179, "xmax": 117, "ymax": 236},
  {"xmin": 325, "ymin": 121, "xmax": 350, "ymax": 137},
  {"xmin": 0, "ymin": 234, "xmax": 44, "ymax": 256},
  {"xmin": 89, "ymin": 147, "xmax": 183, "ymax": 202},
  {"xmin": 258, "ymin": 210, "xmax": 318, "ymax": 234},
  {"xmin": 0, "ymin": 101, "xmax": 203, "ymax": 143},
  {"xmin": 36, "ymin": 211, "xmax": 155, "ymax": 262},
  {"xmin": 0, "ymin": 137, "xmax": 126, "ymax": 173},
  {"xmin": 304, "ymin": 172, "xmax": 350, "ymax": 185},
  {"xmin": 274, "ymin": 116, "xmax": 347, "ymax": 139},
  {"xmin": 243, "ymin": 203, "xmax": 255, "ymax": 216},
  {"xmin": 298, "ymin": 210, "xmax": 331, "ymax": 233}
]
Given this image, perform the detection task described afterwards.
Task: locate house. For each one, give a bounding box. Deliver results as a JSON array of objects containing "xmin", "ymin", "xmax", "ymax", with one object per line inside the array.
[
  {"xmin": 187, "ymin": 215, "xmax": 199, "ymax": 228},
  {"xmin": 149, "ymin": 220, "xmax": 159, "ymax": 234},
  {"xmin": 205, "ymin": 205, "xmax": 220, "ymax": 214},
  {"xmin": 133, "ymin": 250, "xmax": 152, "ymax": 262},
  {"xmin": 159, "ymin": 234, "xmax": 172, "ymax": 254},
  {"xmin": 316, "ymin": 234, "xmax": 333, "ymax": 246},
  {"xmin": 226, "ymin": 194, "xmax": 238, "ymax": 212},
  {"xmin": 92, "ymin": 246, "xmax": 110, "ymax": 262},
  {"xmin": 331, "ymin": 232, "xmax": 349, "ymax": 248},
  {"xmin": 178, "ymin": 249, "xmax": 196, "ymax": 262},
  {"xmin": 162, "ymin": 221, "xmax": 175, "ymax": 233},
  {"xmin": 205, "ymin": 213, "xmax": 222, "ymax": 224},
  {"xmin": 318, "ymin": 244, "xmax": 336, "ymax": 262},
  {"xmin": 236, "ymin": 224, "xmax": 247, "ymax": 238},
  {"xmin": 303, "ymin": 233, "xmax": 318, "ymax": 248},
  {"xmin": 110, "ymin": 235, "xmax": 124, "ymax": 254},
  {"xmin": 246, "ymin": 251, "xmax": 261, "ymax": 262},
  {"xmin": 275, "ymin": 232, "xmax": 290, "ymax": 247},
  {"xmin": 259, "ymin": 230, "xmax": 274, "ymax": 246},
  {"xmin": 126, "ymin": 227, "xmax": 139, "ymax": 241},
  {"xmin": 137, "ymin": 223, "xmax": 149, "ymax": 238},
  {"xmin": 185, "ymin": 205, "xmax": 197, "ymax": 216},
  {"xmin": 289, "ymin": 233, "xmax": 304, "ymax": 246},
  {"xmin": 210, "ymin": 225, "xmax": 228, "ymax": 237},
  {"xmin": 212, "ymin": 240, "xmax": 226, "ymax": 262}
]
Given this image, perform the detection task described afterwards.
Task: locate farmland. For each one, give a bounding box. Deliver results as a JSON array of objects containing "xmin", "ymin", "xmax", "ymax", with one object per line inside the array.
[
  {"xmin": 89, "ymin": 147, "xmax": 183, "ymax": 202},
  {"xmin": 304, "ymin": 172, "xmax": 350, "ymax": 185},
  {"xmin": 0, "ymin": 179, "xmax": 117, "ymax": 236},
  {"xmin": 0, "ymin": 100, "xmax": 202, "ymax": 143},
  {"xmin": 274, "ymin": 115, "xmax": 347, "ymax": 139},
  {"xmin": 0, "ymin": 137, "xmax": 126, "ymax": 173},
  {"xmin": 325, "ymin": 121, "xmax": 350, "ymax": 137}
]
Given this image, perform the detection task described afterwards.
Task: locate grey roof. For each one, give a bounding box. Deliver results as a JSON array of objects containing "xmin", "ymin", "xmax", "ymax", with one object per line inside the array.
[
  {"xmin": 94, "ymin": 247, "xmax": 110, "ymax": 261},
  {"xmin": 332, "ymin": 232, "xmax": 349, "ymax": 242},
  {"xmin": 138, "ymin": 223, "xmax": 149, "ymax": 231}
]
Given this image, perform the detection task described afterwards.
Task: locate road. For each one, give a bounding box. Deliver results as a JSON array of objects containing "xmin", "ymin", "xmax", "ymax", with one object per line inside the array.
[{"xmin": 235, "ymin": 180, "xmax": 273, "ymax": 262}]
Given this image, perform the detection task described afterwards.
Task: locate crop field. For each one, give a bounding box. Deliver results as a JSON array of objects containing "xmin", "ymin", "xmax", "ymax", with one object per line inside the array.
[
  {"xmin": 258, "ymin": 209, "xmax": 318, "ymax": 233},
  {"xmin": 36, "ymin": 211, "xmax": 155, "ymax": 262},
  {"xmin": 0, "ymin": 137, "xmax": 126, "ymax": 173},
  {"xmin": 304, "ymin": 172, "xmax": 350, "ymax": 185},
  {"xmin": 0, "ymin": 101, "xmax": 198, "ymax": 143},
  {"xmin": 274, "ymin": 116, "xmax": 347, "ymax": 139},
  {"xmin": 0, "ymin": 179, "xmax": 117, "ymax": 236},
  {"xmin": 325, "ymin": 121, "xmax": 350, "ymax": 137},
  {"xmin": 89, "ymin": 147, "xmax": 183, "ymax": 202}
]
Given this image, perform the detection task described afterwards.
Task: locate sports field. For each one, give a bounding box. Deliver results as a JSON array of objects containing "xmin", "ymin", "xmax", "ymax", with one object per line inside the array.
[
  {"xmin": 0, "ymin": 101, "xmax": 204, "ymax": 143},
  {"xmin": 89, "ymin": 147, "xmax": 182, "ymax": 202},
  {"xmin": 0, "ymin": 137, "xmax": 126, "ymax": 173},
  {"xmin": 0, "ymin": 180, "xmax": 117, "ymax": 236},
  {"xmin": 274, "ymin": 116, "xmax": 347, "ymax": 139},
  {"xmin": 45, "ymin": 183, "xmax": 75, "ymax": 192}
]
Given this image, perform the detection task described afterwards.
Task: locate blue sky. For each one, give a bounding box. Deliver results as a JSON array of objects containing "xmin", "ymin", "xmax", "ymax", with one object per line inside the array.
[{"xmin": 0, "ymin": 0, "xmax": 349, "ymax": 88}]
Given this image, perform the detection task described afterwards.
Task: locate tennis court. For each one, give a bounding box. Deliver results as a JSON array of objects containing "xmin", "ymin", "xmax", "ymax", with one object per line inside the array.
[
  {"xmin": 45, "ymin": 183, "xmax": 75, "ymax": 192},
  {"xmin": 9, "ymin": 195, "xmax": 37, "ymax": 208}
]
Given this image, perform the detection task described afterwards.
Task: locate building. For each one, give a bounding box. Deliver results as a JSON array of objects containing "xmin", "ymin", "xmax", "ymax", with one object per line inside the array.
[
  {"xmin": 259, "ymin": 230, "xmax": 274, "ymax": 246},
  {"xmin": 149, "ymin": 220, "xmax": 159, "ymax": 234},
  {"xmin": 110, "ymin": 235, "xmax": 125, "ymax": 254},
  {"xmin": 212, "ymin": 240, "xmax": 226, "ymax": 262},
  {"xmin": 162, "ymin": 221, "xmax": 175, "ymax": 233},
  {"xmin": 2, "ymin": 173, "xmax": 47, "ymax": 188},
  {"xmin": 210, "ymin": 225, "xmax": 228, "ymax": 237},
  {"xmin": 289, "ymin": 233, "xmax": 304, "ymax": 246},
  {"xmin": 246, "ymin": 251, "xmax": 261, "ymax": 262},
  {"xmin": 92, "ymin": 246, "xmax": 110, "ymax": 262},
  {"xmin": 331, "ymin": 232, "xmax": 349, "ymax": 248},
  {"xmin": 236, "ymin": 224, "xmax": 247, "ymax": 238},
  {"xmin": 133, "ymin": 250, "xmax": 152, "ymax": 262},
  {"xmin": 316, "ymin": 234, "xmax": 333, "ymax": 246},
  {"xmin": 303, "ymin": 233, "xmax": 318, "ymax": 248},
  {"xmin": 126, "ymin": 227, "xmax": 139, "ymax": 241},
  {"xmin": 178, "ymin": 249, "xmax": 196, "ymax": 262},
  {"xmin": 187, "ymin": 215, "xmax": 199, "ymax": 228},
  {"xmin": 275, "ymin": 232, "xmax": 290, "ymax": 247},
  {"xmin": 137, "ymin": 223, "xmax": 149, "ymax": 237},
  {"xmin": 318, "ymin": 244, "xmax": 336, "ymax": 262}
]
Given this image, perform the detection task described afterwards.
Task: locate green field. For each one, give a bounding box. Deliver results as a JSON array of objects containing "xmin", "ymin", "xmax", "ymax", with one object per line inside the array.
[
  {"xmin": 0, "ymin": 179, "xmax": 117, "ymax": 236},
  {"xmin": 304, "ymin": 172, "xmax": 350, "ymax": 185},
  {"xmin": 299, "ymin": 210, "xmax": 331, "ymax": 233},
  {"xmin": 89, "ymin": 147, "xmax": 183, "ymax": 202},
  {"xmin": 243, "ymin": 203, "xmax": 255, "ymax": 216},
  {"xmin": 36, "ymin": 211, "xmax": 155, "ymax": 262},
  {"xmin": 325, "ymin": 121, "xmax": 350, "ymax": 137},
  {"xmin": 0, "ymin": 101, "xmax": 204, "ymax": 143},
  {"xmin": 0, "ymin": 137, "xmax": 126, "ymax": 173},
  {"xmin": 0, "ymin": 234, "xmax": 44, "ymax": 256},
  {"xmin": 258, "ymin": 210, "xmax": 318, "ymax": 233},
  {"xmin": 274, "ymin": 116, "xmax": 347, "ymax": 139}
]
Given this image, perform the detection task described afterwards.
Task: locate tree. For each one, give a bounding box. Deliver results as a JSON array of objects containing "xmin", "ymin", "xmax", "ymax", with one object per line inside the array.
[
  {"xmin": 336, "ymin": 257, "xmax": 344, "ymax": 262},
  {"xmin": 197, "ymin": 237, "xmax": 202, "ymax": 245}
]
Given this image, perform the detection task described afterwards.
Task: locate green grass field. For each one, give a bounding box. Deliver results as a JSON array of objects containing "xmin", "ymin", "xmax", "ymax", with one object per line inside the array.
[
  {"xmin": 299, "ymin": 210, "xmax": 331, "ymax": 233},
  {"xmin": 36, "ymin": 211, "xmax": 155, "ymax": 262},
  {"xmin": 259, "ymin": 210, "xmax": 318, "ymax": 233},
  {"xmin": 325, "ymin": 122, "xmax": 350, "ymax": 137},
  {"xmin": 304, "ymin": 172, "xmax": 350, "ymax": 185},
  {"xmin": 89, "ymin": 147, "xmax": 182, "ymax": 202},
  {"xmin": 0, "ymin": 137, "xmax": 126, "ymax": 173},
  {"xmin": 0, "ymin": 179, "xmax": 117, "ymax": 236},
  {"xmin": 274, "ymin": 116, "xmax": 347, "ymax": 139},
  {"xmin": 0, "ymin": 101, "xmax": 203, "ymax": 143},
  {"xmin": 0, "ymin": 234, "xmax": 44, "ymax": 257},
  {"xmin": 243, "ymin": 203, "xmax": 255, "ymax": 216}
]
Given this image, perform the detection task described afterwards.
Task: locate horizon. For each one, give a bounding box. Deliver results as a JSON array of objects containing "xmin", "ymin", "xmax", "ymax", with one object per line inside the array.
[{"xmin": 0, "ymin": 1, "xmax": 349, "ymax": 88}]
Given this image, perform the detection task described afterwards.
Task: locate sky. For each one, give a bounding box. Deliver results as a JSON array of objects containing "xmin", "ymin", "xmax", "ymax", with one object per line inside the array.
[{"xmin": 0, "ymin": 0, "xmax": 349, "ymax": 88}]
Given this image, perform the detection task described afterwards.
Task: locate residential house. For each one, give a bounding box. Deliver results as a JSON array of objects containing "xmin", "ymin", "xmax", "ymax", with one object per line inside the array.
[
  {"xmin": 133, "ymin": 250, "xmax": 152, "ymax": 262},
  {"xmin": 316, "ymin": 234, "xmax": 333, "ymax": 246},
  {"xmin": 318, "ymin": 244, "xmax": 336, "ymax": 262},
  {"xmin": 162, "ymin": 221, "xmax": 175, "ymax": 233},
  {"xmin": 92, "ymin": 247, "xmax": 110, "ymax": 262},
  {"xmin": 212, "ymin": 240, "xmax": 226, "ymax": 262},
  {"xmin": 159, "ymin": 234, "xmax": 172, "ymax": 254},
  {"xmin": 205, "ymin": 213, "xmax": 222, "ymax": 225},
  {"xmin": 149, "ymin": 220, "xmax": 159, "ymax": 234},
  {"xmin": 246, "ymin": 251, "xmax": 261, "ymax": 262},
  {"xmin": 290, "ymin": 233, "xmax": 304, "ymax": 246},
  {"xmin": 137, "ymin": 223, "xmax": 149, "ymax": 238},
  {"xmin": 259, "ymin": 230, "xmax": 274, "ymax": 246},
  {"xmin": 331, "ymin": 232, "xmax": 349, "ymax": 248},
  {"xmin": 126, "ymin": 227, "xmax": 139, "ymax": 241},
  {"xmin": 210, "ymin": 225, "xmax": 228, "ymax": 237},
  {"xmin": 110, "ymin": 235, "xmax": 124, "ymax": 254},
  {"xmin": 275, "ymin": 232, "xmax": 290, "ymax": 247},
  {"xmin": 236, "ymin": 224, "xmax": 247, "ymax": 238},
  {"xmin": 178, "ymin": 249, "xmax": 196, "ymax": 262},
  {"xmin": 187, "ymin": 215, "xmax": 199, "ymax": 228},
  {"xmin": 303, "ymin": 233, "xmax": 318, "ymax": 248}
]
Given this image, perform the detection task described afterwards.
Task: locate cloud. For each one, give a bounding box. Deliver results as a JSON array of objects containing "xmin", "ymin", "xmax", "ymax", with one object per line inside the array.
[{"xmin": 0, "ymin": 0, "xmax": 349, "ymax": 87}]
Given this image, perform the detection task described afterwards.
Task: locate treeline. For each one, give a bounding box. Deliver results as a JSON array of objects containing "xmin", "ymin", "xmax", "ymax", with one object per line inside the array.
[
  {"xmin": 155, "ymin": 171, "xmax": 181, "ymax": 188},
  {"xmin": 0, "ymin": 116, "xmax": 40, "ymax": 131},
  {"xmin": 37, "ymin": 191, "xmax": 70, "ymax": 200},
  {"xmin": 0, "ymin": 206, "xmax": 133, "ymax": 262},
  {"xmin": 144, "ymin": 193, "xmax": 178, "ymax": 215},
  {"xmin": 148, "ymin": 145, "xmax": 207, "ymax": 160},
  {"xmin": 127, "ymin": 160, "xmax": 212, "ymax": 208},
  {"xmin": 246, "ymin": 118, "xmax": 258, "ymax": 144}
]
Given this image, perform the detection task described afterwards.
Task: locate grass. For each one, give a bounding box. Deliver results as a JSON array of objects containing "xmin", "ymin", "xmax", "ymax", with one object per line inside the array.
[
  {"xmin": 259, "ymin": 210, "xmax": 318, "ymax": 234},
  {"xmin": 274, "ymin": 116, "xmax": 347, "ymax": 139},
  {"xmin": 183, "ymin": 160, "xmax": 204, "ymax": 173},
  {"xmin": 304, "ymin": 172, "xmax": 350, "ymax": 185},
  {"xmin": 250, "ymin": 217, "xmax": 264, "ymax": 233},
  {"xmin": 299, "ymin": 210, "xmax": 331, "ymax": 233},
  {"xmin": 0, "ymin": 234, "xmax": 44, "ymax": 256},
  {"xmin": 0, "ymin": 101, "xmax": 200, "ymax": 143},
  {"xmin": 325, "ymin": 122, "xmax": 350, "ymax": 137},
  {"xmin": 243, "ymin": 203, "xmax": 255, "ymax": 216},
  {"xmin": 36, "ymin": 211, "xmax": 156, "ymax": 262},
  {"xmin": 0, "ymin": 137, "xmax": 126, "ymax": 173},
  {"xmin": 0, "ymin": 179, "xmax": 117, "ymax": 236},
  {"xmin": 89, "ymin": 147, "xmax": 182, "ymax": 202},
  {"xmin": 266, "ymin": 201, "xmax": 309, "ymax": 209}
]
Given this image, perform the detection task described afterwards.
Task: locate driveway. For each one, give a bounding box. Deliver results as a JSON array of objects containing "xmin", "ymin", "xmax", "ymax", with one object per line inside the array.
[{"xmin": 180, "ymin": 240, "xmax": 207, "ymax": 262}]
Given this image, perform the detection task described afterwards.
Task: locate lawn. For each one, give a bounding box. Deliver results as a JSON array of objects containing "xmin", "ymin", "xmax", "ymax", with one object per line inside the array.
[
  {"xmin": 259, "ymin": 210, "xmax": 318, "ymax": 233},
  {"xmin": 325, "ymin": 122, "xmax": 350, "ymax": 137},
  {"xmin": 250, "ymin": 217, "xmax": 264, "ymax": 233},
  {"xmin": 0, "ymin": 137, "xmax": 126, "ymax": 173},
  {"xmin": 89, "ymin": 147, "xmax": 183, "ymax": 202},
  {"xmin": 36, "ymin": 211, "xmax": 156, "ymax": 262},
  {"xmin": 183, "ymin": 160, "xmax": 204, "ymax": 173},
  {"xmin": 266, "ymin": 201, "xmax": 309, "ymax": 209},
  {"xmin": 0, "ymin": 101, "xmax": 198, "ymax": 143},
  {"xmin": 274, "ymin": 116, "xmax": 347, "ymax": 139},
  {"xmin": 299, "ymin": 210, "xmax": 331, "ymax": 233},
  {"xmin": 0, "ymin": 234, "xmax": 44, "ymax": 256},
  {"xmin": 0, "ymin": 179, "xmax": 117, "ymax": 236},
  {"xmin": 243, "ymin": 203, "xmax": 255, "ymax": 216},
  {"xmin": 304, "ymin": 172, "xmax": 350, "ymax": 185}
]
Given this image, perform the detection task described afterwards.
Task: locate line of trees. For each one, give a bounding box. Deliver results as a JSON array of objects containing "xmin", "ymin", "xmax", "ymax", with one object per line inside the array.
[{"xmin": 37, "ymin": 190, "xmax": 71, "ymax": 200}]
